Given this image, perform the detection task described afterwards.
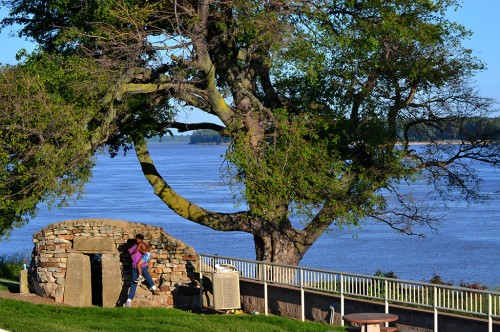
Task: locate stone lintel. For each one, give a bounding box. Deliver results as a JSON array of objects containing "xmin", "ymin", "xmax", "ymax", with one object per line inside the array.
[{"xmin": 73, "ymin": 237, "xmax": 117, "ymax": 253}]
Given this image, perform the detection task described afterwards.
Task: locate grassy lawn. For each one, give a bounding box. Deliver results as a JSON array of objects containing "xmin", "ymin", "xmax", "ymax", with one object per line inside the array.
[
  {"xmin": 0, "ymin": 297, "xmax": 344, "ymax": 332},
  {"xmin": 0, "ymin": 278, "xmax": 19, "ymax": 293},
  {"xmin": 0, "ymin": 256, "xmax": 344, "ymax": 331}
]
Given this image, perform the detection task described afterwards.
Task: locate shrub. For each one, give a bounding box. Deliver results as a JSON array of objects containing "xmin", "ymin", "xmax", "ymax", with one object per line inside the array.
[
  {"xmin": 0, "ymin": 255, "xmax": 26, "ymax": 281},
  {"xmin": 459, "ymin": 281, "xmax": 488, "ymax": 290},
  {"xmin": 425, "ymin": 274, "xmax": 489, "ymax": 290},
  {"xmin": 425, "ymin": 273, "xmax": 454, "ymax": 286},
  {"xmin": 374, "ymin": 270, "xmax": 398, "ymax": 279}
]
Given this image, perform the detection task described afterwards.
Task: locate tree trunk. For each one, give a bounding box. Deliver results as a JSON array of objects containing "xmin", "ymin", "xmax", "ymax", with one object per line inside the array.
[
  {"xmin": 253, "ymin": 231, "xmax": 307, "ymax": 266},
  {"xmin": 252, "ymin": 231, "xmax": 311, "ymax": 284}
]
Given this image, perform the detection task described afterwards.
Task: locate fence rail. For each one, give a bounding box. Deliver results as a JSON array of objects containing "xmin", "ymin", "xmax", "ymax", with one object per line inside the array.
[{"xmin": 199, "ymin": 254, "xmax": 500, "ymax": 332}]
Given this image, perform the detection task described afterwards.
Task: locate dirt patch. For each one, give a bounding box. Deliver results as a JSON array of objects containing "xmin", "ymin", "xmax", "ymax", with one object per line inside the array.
[{"xmin": 0, "ymin": 290, "xmax": 62, "ymax": 306}]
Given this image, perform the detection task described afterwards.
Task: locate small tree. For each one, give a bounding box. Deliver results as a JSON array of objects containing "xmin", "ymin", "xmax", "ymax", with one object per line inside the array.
[{"xmin": 1, "ymin": 0, "xmax": 499, "ymax": 265}]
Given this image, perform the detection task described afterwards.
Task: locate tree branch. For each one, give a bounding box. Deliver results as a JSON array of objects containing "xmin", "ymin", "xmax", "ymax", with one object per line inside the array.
[
  {"xmin": 168, "ymin": 121, "xmax": 226, "ymax": 133},
  {"xmin": 133, "ymin": 139, "xmax": 251, "ymax": 232}
]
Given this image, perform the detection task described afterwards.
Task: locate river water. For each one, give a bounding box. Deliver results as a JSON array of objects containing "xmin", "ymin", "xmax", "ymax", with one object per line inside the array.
[{"xmin": 1, "ymin": 143, "xmax": 499, "ymax": 287}]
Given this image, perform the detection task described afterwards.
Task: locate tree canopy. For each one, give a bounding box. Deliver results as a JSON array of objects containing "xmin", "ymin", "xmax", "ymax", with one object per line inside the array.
[{"xmin": 1, "ymin": 0, "xmax": 499, "ymax": 264}]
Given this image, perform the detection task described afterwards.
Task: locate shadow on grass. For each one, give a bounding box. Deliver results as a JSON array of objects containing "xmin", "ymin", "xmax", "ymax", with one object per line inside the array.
[{"xmin": 0, "ymin": 279, "xmax": 20, "ymax": 293}]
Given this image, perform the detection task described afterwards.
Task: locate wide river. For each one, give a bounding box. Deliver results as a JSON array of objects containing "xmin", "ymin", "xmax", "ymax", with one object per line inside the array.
[{"xmin": 1, "ymin": 143, "xmax": 499, "ymax": 287}]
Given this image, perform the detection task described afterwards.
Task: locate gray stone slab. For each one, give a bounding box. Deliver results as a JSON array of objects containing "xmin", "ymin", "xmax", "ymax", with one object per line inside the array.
[
  {"xmin": 101, "ymin": 253, "xmax": 122, "ymax": 307},
  {"xmin": 64, "ymin": 253, "xmax": 92, "ymax": 306}
]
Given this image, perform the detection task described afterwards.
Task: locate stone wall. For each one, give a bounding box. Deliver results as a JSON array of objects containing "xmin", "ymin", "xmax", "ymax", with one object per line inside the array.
[{"xmin": 29, "ymin": 218, "xmax": 199, "ymax": 307}]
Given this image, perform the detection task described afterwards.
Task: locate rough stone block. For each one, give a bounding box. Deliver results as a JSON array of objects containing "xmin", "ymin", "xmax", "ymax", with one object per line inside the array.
[
  {"xmin": 39, "ymin": 272, "xmax": 55, "ymax": 283},
  {"xmin": 54, "ymin": 285, "xmax": 65, "ymax": 303},
  {"xmin": 19, "ymin": 269, "xmax": 29, "ymax": 294},
  {"xmin": 54, "ymin": 238, "xmax": 69, "ymax": 244},
  {"xmin": 73, "ymin": 237, "xmax": 117, "ymax": 253}
]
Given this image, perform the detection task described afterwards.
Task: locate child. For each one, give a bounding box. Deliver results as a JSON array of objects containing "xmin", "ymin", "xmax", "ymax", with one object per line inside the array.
[{"xmin": 132, "ymin": 234, "xmax": 151, "ymax": 282}]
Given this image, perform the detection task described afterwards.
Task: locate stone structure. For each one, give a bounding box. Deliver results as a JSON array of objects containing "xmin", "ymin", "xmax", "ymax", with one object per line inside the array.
[{"xmin": 29, "ymin": 218, "xmax": 199, "ymax": 308}]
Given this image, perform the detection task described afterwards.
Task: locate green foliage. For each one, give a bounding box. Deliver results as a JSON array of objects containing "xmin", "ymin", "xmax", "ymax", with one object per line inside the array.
[
  {"xmin": 229, "ymin": 113, "xmax": 351, "ymax": 225},
  {"xmin": 275, "ymin": 1, "xmax": 479, "ymax": 119},
  {"xmin": 225, "ymin": 110, "xmax": 411, "ymax": 226},
  {"xmin": 0, "ymin": 53, "xmax": 112, "ymax": 237},
  {"xmin": 0, "ymin": 255, "xmax": 26, "ymax": 281},
  {"xmin": 0, "ymin": 298, "xmax": 340, "ymax": 332},
  {"xmin": 425, "ymin": 273, "xmax": 489, "ymax": 290},
  {"xmin": 226, "ymin": 112, "xmax": 343, "ymax": 222},
  {"xmin": 374, "ymin": 270, "xmax": 399, "ymax": 279}
]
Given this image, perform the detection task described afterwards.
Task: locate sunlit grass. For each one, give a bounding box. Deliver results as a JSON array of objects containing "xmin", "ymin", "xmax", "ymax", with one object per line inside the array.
[{"xmin": 0, "ymin": 297, "xmax": 344, "ymax": 332}]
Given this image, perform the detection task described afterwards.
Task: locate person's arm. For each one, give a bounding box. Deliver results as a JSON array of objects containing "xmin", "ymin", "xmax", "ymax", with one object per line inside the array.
[{"xmin": 137, "ymin": 242, "xmax": 147, "ymax": 254}]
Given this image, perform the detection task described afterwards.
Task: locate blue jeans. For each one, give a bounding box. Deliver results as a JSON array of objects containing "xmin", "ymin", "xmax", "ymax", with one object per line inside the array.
[{"xmin": 128, "ymin": 265, "xmax": 155, "ymax": 300}]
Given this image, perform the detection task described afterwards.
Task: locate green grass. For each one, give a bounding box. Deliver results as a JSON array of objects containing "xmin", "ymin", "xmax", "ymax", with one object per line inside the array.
[
  {"xmin": 0, "ymin": 255, "xmax": 26, "ymax": 280},
  {"xmin": 0, "ymin": 278, "xmax": 19, "ymax": 292},
  {"xmin": 0, "ymin": 255, "xmax": 26, "ymax": 292},
  {"xmin": 0, "ymin": 298, "xmax": 344, "ymax": 332}
]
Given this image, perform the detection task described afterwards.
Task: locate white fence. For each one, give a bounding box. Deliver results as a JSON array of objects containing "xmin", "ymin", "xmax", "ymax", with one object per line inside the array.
[{"xmin": 199, "ymin": 254, "xmax": 500, "ymax": 332}]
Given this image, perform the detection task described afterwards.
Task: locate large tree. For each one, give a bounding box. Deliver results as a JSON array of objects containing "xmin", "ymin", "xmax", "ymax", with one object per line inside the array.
[{"xmin": 1, "ymin": 0, "xmax": 499, "ymax": 264}]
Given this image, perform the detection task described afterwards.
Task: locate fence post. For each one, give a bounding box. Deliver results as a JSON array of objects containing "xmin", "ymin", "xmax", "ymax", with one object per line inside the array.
[
  {"xmin": 384, "ymin": 279, "xmax": 389, "ymax": 313},
  {"xmin": 433, "ymin": 286, "xmax": 438, "ymax": 332},
  {"xmin": 340, "ymin": 273, "xmax": 345, "ymax": 327},
  {"xmin": 198, "ymin": 256, "xmax": 203, "ymax": 309},
  {"xmin": 384, "ymin": 279, "xmax": 389, "ymax": 327},
  {"xmin": 300, "ymin": 268, "xmax": 305, "ymax": 322},
  {"xmin": 263, "ymin": 262, "xmax": 268, "ymax": 316},
  {"xmin": 488, "ymin": 294, "xmax": 492, "ymax": 332}
]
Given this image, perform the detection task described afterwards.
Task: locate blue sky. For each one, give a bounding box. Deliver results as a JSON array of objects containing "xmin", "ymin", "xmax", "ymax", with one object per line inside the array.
[{"xmin": 1, "ymin": 1, "xmax": 499, "ymax": 121}]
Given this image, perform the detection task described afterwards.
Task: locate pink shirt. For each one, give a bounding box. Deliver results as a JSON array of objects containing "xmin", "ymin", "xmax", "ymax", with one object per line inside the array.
[{"xmin": 128, "ymin": 244, "xmax": 147, "ymax": 268}]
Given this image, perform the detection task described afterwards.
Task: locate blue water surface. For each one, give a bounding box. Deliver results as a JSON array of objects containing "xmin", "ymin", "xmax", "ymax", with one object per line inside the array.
[{"xmin": 1, "ymin": 143, "xmax": 499, "ymax": 287}]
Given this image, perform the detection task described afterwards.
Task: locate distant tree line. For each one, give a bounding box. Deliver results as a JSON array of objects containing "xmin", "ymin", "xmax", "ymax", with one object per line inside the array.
[
  {"xmin": 190, "ymin": 117, "xmax": 500, "ymax": 144},
  {"xmin": 148, "ymin": 135, "xmax": 190, "ymax": 143},
  {"xmin": 189, "ymin": 129, "xmax": 231, "ymax": 145},
  {"xmin": 401, "ymin": 117, "xmax": 500, "ymax": 142},
  {"xmin": 150, "ymin": 117, "xmax": 500, "ymax": 145}
]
